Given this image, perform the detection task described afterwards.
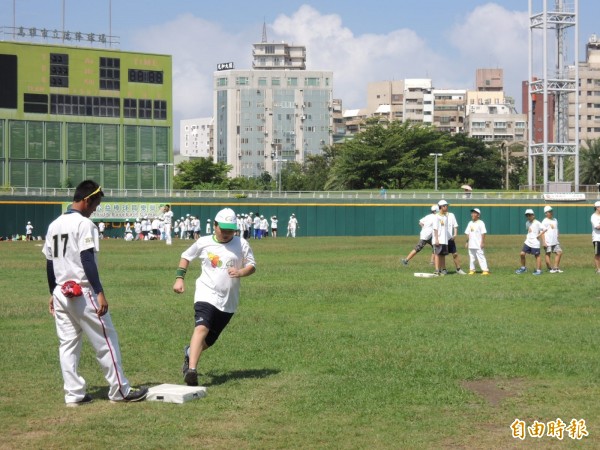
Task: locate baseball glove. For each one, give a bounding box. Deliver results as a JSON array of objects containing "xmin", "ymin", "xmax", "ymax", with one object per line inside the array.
[{"xmin": 61, "ymin": 280, "xmax": 83, "ymax": 298}]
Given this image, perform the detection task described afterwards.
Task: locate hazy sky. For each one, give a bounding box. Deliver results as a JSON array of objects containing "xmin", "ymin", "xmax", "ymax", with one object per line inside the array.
[{"xmin": 3, "ymin": 0, "xmax": 598, "ymax": 149}]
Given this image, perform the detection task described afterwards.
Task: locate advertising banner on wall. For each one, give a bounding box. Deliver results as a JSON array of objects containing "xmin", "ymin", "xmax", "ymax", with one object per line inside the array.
[{"xmin": 61, "ymin": 201, "xmax": 166, "ymax": 222}]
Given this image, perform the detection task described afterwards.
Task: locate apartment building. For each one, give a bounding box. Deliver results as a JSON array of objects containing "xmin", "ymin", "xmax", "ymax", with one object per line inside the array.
[
  {"xmin": 180, "ymin": 117, "xmax": 213, "ymax": 158},
  {"xmin": 432, "ymin": 89, "xmax": 466, "ymax": 134},
  {"xmin": 464, "ymin": 104, "xmax": 527, "ymax": 142},
  {"xmin": 213, "ymin": 41, "xmax": 332, "ymax": 178},
  {"xmin": 569, "ymin": 35, "xmax": 600, "ymax": 145}
]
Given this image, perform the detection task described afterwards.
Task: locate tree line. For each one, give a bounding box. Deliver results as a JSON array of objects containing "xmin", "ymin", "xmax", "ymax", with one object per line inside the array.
[{"xmin": 174, "ymin": 121, "xmax": 599, "ymax": 191}]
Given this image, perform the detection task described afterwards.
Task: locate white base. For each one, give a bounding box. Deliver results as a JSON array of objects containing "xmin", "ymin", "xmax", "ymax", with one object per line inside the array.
[
  {"xmin": 147, "ymin": 383, "xmax": 207, "ymax": 404},
  {"xmin": 414, "ymin": 272, "xmax": 437, "ymax": 278}
]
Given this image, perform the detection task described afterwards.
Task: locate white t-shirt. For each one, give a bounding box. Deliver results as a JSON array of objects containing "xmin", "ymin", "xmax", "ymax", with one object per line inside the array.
[
  {"xmin": 271, "ymin": 218, "xmax": 278, "ymax": 229},
  {"xmin": 524, "ymin": 219, "xmax": 545, "ymax": 248},
  {"xmin": 465, "ymin": 220, "xmax": 487, "ymax": 250},
  {"xmin": 42, "ymin": 210, "xmax": 100, "ymax": 289},
  {"xmin": 433, "ymin": 213, "xmax": 449, "ymax": 245},
  {"xmin": 419, "ymin": 214, "xmax": 436, "ymax": 240},
  {"xmin": 446, "ymin": 212, "xmax": 458, "ymax": 241},
  {"xmin": 591, "ymin": 213, "xmax": 600, "ymax": 242},
  {"xmin": 181, "ymin": 235, "xmax": 256, "ymax": 313},
  {"xmin": 542, "ymin": 217, "xmax": 559, "ymax": 246}
]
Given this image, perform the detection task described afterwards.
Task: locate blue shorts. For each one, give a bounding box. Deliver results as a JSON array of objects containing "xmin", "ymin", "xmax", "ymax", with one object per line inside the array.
[{"xmin": 521, "ymin": 244, "xmax": 541, "ymax": 256}]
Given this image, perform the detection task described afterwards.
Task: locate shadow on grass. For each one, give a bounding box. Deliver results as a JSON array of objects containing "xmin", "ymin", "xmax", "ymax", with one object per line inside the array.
[
  {"xmin": 85, "ymin": 369, "xmax": 279, "ymax": 397},
  {"xmin": 205, "ymin": 368, "xmax": 280, "ymax": 387}
]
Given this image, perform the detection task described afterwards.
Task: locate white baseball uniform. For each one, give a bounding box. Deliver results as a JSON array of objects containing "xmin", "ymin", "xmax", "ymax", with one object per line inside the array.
[
  {"xmin": 43, "ymin": 210, "xmax": 132, "ymax": 404},
  {"xmin": 162, "ymin": 209, "xmax": 174, "ymax": 245}
]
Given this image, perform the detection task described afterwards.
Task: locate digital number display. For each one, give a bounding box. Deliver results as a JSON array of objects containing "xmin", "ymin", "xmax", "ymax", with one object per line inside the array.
[{"xmin": 128, "ymin": 69, "xmax": 163, "ymax": 84}]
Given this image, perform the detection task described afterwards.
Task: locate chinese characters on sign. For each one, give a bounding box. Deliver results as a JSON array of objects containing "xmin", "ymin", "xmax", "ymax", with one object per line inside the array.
[
  {"xmin": 62, "ymin": 202, "xmax": 163, "ymax": 221},
  {"xmin": 3, "ymin": 25, "xmax": 119, "ymax": 47},
  {"xmin": 511, "ymin": 418, "xmax": 588, "ymax": 440}
]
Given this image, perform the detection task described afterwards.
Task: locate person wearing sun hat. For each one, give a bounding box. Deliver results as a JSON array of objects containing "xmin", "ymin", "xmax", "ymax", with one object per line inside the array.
[
  {"xmin": 591, "ymin": 201, "xmax": 600, "ymax": 274},
  {"xmin": 515, "ymin": 208, "xmax": 547, "ymax": 275},
  {"xmin": 172, "ymin": 207, "xmax": 256, "ymax": 387}
]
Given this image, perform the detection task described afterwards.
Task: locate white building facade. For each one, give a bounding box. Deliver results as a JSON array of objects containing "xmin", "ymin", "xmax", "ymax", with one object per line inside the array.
[
  {"xmin": 180, "ymin": 117, "xmax": 213, "ymax": 158},
  {"xmin": 213, "ymin": 67, "xmax": 333, "ymax": 178}
]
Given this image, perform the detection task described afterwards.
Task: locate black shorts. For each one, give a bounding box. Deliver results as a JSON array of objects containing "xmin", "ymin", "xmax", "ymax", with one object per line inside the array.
[
  {"xmin": 194, "ymin": 302, "xmax": 234, "ymax": 347},
  {"xmin": 434, "ymin": 244, "xmax": 448, "ymax": 255},
  {"xmin": 448, "ymin": 239, "xmax": 457, "ymax": 254},
  {"xmin": 594, "ymin": 241, "xmax": 600, "ymax": 256}
]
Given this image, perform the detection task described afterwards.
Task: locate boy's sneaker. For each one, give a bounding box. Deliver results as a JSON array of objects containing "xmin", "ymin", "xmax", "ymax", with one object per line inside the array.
[
  {"xmin": 549, "ymin": 268, "xmax": 557, "ymax": 273},
  {"xmin": 401, "ymin": 259, "xmax": 409, "ymax": 266},
  {"xmin": 532, "ymin": 270, "xmax": 542, "ymax": 276},
  {"xmin": 111, "ymin": 386, "xmax": 148, "ymax": 403},
  {"xmin": 555, "ymin": 268, "xmax": 563, "ymax": 273},
  {"xmin": 441, "ymin": 269, "xmax": 448, "ymax": 275},
  {"xmin": 182, "ymin": 345, "xmax": 190, "ymax": 374},
  {"xmin": 482, "ymin": 271, "xmax": 490, "ymax": 276},
  {"xmin": 184, "ymin": 369, "xmax": 199, "ymax": 386},
  {"xmin": 468, "ymin": 270, "xmax": 476, "ymax": 275},
  {"xmin": 456, "ymin": 269, "xmax": 467, "ymax": 275},
  {"xmin": 66, "ymin": 394, "xmax": 93, "ymax": 407},
  {"xmin": 515, "ymin": 267, "xmax": 527, "ymax": 274}
]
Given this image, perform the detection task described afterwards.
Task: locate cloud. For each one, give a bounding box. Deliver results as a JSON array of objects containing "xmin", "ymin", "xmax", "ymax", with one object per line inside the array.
[
  {"xmin": 448, "ymin": 4, "xmax": 529, "ymax": 97},
  {"xmin": 130, "ymin": 13, "xmax": 257, "ymax": 147},
  {"xmin": 270, "ymin": 5, "xmax": 446, "ymax": 108},
  {"xmin": 129, "ymin": 3, "xmax": 531, "ymax": 148}
]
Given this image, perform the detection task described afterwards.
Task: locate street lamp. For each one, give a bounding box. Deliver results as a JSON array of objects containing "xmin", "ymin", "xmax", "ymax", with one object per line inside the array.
[
  {"xmin": 429, "ymin": 153, "xmax": 442, "ymax": 191},
  {"xmin": 157, "ymin": 163, "xmax": 174, "ymax": 192}
]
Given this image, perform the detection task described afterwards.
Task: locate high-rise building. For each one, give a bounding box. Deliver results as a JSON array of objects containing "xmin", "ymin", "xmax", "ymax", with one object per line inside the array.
[
  {"xmin": 0, "ymin": 41, "xmax": 172, "ymax": 189},
  {"xmin": 180, "ymin": 118, "xmax": 213, "ymax": 158},
  {"xmin": 213, "ymin": 41, "xmax": 332, "ymax": 178},
  {"xmin": 569, "ymin": 35, "xmax": 600, "ymax": 144}
]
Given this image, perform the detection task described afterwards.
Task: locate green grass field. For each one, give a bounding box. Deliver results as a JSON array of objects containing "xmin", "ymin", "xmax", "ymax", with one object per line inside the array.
[{"xmin": 1, "ymin": 234, "xmax": 598, "ymax": 449}]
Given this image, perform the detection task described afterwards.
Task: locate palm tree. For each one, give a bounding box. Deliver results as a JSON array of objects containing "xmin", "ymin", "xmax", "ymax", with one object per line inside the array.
[{"xmin": 579, "ymin": 139, "xmax": 600, "ymax": 185}]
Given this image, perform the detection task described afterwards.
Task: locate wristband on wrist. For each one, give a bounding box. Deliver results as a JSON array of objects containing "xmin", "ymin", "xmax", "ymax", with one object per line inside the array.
[{"xmin": 176, "ymin": 267, "xmax": 187, "ymax": 279}]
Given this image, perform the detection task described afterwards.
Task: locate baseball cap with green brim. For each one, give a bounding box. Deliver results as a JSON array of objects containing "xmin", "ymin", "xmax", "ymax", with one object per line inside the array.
[{"xmin": 215, "ymin": 208, "xmax": 238, "ymax": 230}]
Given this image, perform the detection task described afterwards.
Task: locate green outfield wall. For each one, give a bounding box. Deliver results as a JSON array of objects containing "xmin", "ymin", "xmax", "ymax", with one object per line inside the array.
[{"xmin": 1, "ymin": 196, "xmax": 595, "ymax": 239}]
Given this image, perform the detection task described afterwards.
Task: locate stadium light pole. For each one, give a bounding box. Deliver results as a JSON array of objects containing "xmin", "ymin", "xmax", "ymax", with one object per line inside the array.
[
  {"xmin": 429, "ymin": 153, "xmax": 442, "ymax": 191},
  {"xmin": 157, "ymin": 163, "xmax": 174, "ymax": 192}
]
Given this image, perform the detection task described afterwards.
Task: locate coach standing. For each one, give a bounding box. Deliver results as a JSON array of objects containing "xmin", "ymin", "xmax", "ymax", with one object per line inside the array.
[
  {"xmin": 43, "ymin": 180, "xmax": 148, "ymax": 406},
  {"xmin": 592, "ymin": 201, "xmax": 600, "ymax": 274}
]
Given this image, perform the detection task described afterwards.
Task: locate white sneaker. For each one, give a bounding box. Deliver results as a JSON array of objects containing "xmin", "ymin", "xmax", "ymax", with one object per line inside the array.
[
  {"xmin": 555, "ymin": 268, "xmax": 563, "ymax": 273},
  {"xmin": 549, "ymin": 269, "xmax": 557, "ymax": 274}
]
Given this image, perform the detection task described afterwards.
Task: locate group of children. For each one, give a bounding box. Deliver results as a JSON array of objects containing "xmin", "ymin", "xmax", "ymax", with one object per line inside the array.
[{"xmin": 402, "ymin": 200, "xmax": 564, "ymax": 276}]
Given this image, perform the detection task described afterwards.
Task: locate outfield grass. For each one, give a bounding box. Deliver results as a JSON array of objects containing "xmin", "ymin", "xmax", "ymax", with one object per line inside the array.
[{"xmin": 0, "ymin": 234, "xmax": 598, "ymax": 449}]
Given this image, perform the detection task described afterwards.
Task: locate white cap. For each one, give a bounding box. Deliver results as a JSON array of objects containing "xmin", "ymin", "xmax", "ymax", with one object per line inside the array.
[
  {"xmin": 214, "ymin": 208, "xmax": 238, "ymax": 230},
  {"xmin": 27, "ymin": 221, "xmax": 31, "ymax": 224},
  {"xmin": 431, "ymin": 205, "xmax": 439, "ymax": 212},
  {"xmin": 438, "ymin": 200, "xmax": 448, "ymax": 206},
  {"xmin": 544, "ymin": 205, "xmax": 553, "ymax": 213},
  {"xmin": 595, "ymin": 201, "xmax": 600, "ymax": 208},
  {"xmin": 471, "ymin": 208, "xmax": 481, "ymax": 214},
  {"xmin": 524, "ymin": 209, "xmax": 535, "ymax": 215}
]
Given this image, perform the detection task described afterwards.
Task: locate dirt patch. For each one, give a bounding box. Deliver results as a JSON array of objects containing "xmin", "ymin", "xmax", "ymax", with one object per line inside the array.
[{"xmin": 461, "ymin": 378, "xmax": 525, "ymax": 407}]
